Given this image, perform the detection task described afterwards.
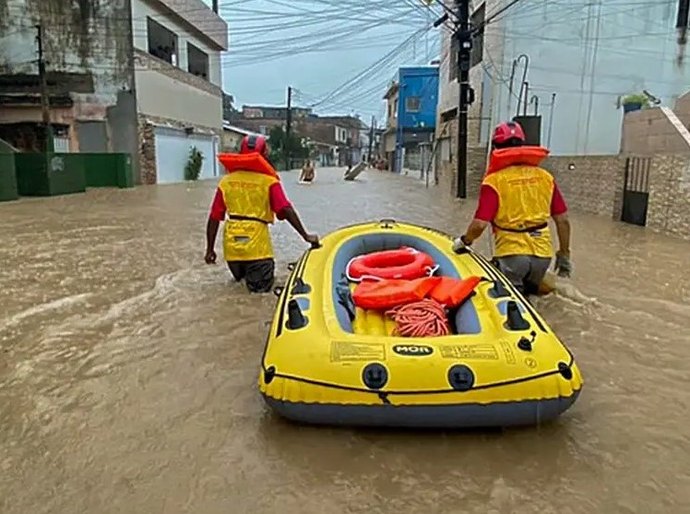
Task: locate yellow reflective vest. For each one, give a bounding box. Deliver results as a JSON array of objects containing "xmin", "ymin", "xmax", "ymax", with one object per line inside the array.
[
  {"xmin": 482, "ymin": 164, "xmax": 555, "ymax": 259},
  {"xmin": 217, "ymin": 170, "xmax": 278, "ymax": 261}
]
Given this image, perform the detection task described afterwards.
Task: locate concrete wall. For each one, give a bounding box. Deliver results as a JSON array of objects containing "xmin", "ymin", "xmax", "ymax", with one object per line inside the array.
[
  {"xmin": 646, "ymin": 155, "xmax": 690, "ymax": 239},
  {"xmin": 540, "ymin": 154, "xmax": 690, "ymax": 240},
  {"xmin": 0, "ymin": 0, "xmax": 139, "ymax": 176},
  {"xmin": 384, "ymin": 86, "xmax": 399, "ymax": 130},
  {"xmin": 153, "ymin": 0, "xmax": 228, "ymax": 51},
  {"xmin": 134, "ymin": 50, "xmax": 222, "ymax": 130},
  {"xmin": 620, "ymin": 108, "xmax": 690, "ymax": 156},
  {"xmin": 620, "ymin": 96, "xmax": 690, "ymax": 156},
  {"xmin": 436, "ymin": 152, "xmax": 689, "ymax": 241},
  {"xmin": 221, "ymin": 130, "xmax": 243, "ymax": 152},
  {"xmin": 544, "ymin": 155, "xmax": 626, "ymax": 219},
  {"xmin": 0, "ymin": 0, "xmax": 135, "ymax": 97},
  {"xmin": 131, "ymin": 0, "xmax": 224, "ymax": 87},
  {"xmin": 233, "ymin": 117, "xmax": 284, "ymax": 136},
  {"xmin": 434, "ymin": 118, "xmax": 488, "ymax": 198},
  {"xmin": 137, "ymin": 113, "xmax": 221, "ymax": 184},
  {"xmin": 492, "ymin": 0, "xmax": 690, "ymax": 155},
  {"xmin": 673, "ymin": 91, "xmax": 690, "ymax": 126}
]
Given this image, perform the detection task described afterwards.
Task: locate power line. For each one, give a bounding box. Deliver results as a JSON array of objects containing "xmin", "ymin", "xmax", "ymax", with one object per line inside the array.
[{"xmin": 309, "ymin": 26, "xmax": 432, "ymax": 107}]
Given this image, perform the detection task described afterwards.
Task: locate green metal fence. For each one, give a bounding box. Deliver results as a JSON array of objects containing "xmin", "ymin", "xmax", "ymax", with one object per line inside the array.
[
  {"xmin": 66, "ymin": 153, "xmax": 134, "ymax": 189},
  {"xmin": 15, "ymin": 153, "xmax": 86, "ymax": 196},
  {"xmin": 0, "ymin": 139, "xmax": 18, "ymax": 202},
  {"xmin": 14, "ymin": 152, "xmax": 134, "ymax": 197}
]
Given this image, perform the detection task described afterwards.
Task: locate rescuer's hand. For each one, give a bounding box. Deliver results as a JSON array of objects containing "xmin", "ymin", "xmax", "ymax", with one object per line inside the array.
[
  {"xmin": 304, "ymin": 233, "xmax": 320, "ymax": 249},
  {"xmin": 555, "ymin": 251, "xmax": 572, "ymax": 278},
  {"xmin": 452, "ymin": 235, "xmax": 471, "ymax": 254},
  {"xmin": 204, "ymin": 249, "xmax": 217, "ymax": 264}
]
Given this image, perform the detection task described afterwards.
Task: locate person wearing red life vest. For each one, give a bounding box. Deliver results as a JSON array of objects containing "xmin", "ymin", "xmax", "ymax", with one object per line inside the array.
[
  {"xmin": 453, "ymin": 121, "xmax": 572, "ymax": 295},
  {"xmin": 204, "ymin": 135, "xmax": 319, "ymax": 293}
]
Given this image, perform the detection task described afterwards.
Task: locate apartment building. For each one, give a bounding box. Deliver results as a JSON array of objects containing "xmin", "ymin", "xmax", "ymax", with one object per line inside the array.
[
  {"xmin": 133, "ymin": 0, "xmax": 228, "ymax": 184},
  {"xmin": 0, "ymin": 0, "xmax": 228, "ymax": 184}
]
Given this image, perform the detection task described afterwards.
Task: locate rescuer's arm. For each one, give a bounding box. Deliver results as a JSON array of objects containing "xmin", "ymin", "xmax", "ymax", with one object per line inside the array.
[
  {"xmin": 454, "ymin": 185, "xmax": 497, "ymax": 249},
  {"xmin": 282, "ymin": 207, "xmax": 319, "ymax": 246},
  {"xmin": 551, "ymin": 183, "xmax": 572, "ymax": 277},
  {"xmin": 205, "ymin": 189, "xmax": 226, "ymax": 264},
  {"xmin": 462, "ymin": 219, "xmax": 489, "ymax": 245},
  {"xmin": 553, "ymin": 214, "xmax": 571, "ymax": 257},
  {"xmin": 270, "ymin": 183, "xmax": 320, "ymax": 247}
]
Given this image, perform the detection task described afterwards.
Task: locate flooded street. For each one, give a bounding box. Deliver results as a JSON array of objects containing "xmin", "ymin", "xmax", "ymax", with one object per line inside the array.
[{"xmin": 1, "ymin": 168, "xmax": 689, "ymax": 514}]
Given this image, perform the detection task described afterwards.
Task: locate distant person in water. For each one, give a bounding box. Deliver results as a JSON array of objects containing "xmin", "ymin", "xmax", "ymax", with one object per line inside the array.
[
  {"xmin": 204, "ymin": 135, "xmax": 319, "ymax": 293},
  {"xmin": 299, "ymin": 159, "xmax": 315, "ymax": 183}
]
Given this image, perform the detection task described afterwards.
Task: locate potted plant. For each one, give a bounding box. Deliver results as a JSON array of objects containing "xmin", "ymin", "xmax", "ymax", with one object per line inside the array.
[
  {"xmin": 621, "ymin": 93, "xmax": 650, "ymax": 114},
  {"xmin": 184, "ymin": 146, "xmax": 204, "ymax": 181}
]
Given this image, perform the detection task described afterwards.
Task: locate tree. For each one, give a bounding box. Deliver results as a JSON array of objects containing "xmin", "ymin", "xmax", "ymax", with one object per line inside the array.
[
  {"xmin": 267, "ymin": 126, "xmax": 309, "ymax": 169},
  {"xmin": 222, "ymin": 93, "xmax": 238, "ymax": 121}
]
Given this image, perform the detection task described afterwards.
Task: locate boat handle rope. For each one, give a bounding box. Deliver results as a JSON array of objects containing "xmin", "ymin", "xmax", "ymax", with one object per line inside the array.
[
  {"xmin": 425, "ymin": 264, "xmax": 440, "ymax": 276},
  {"xmin": 345, "ymin": 256, "xmax": 386, "ymax": 283}
]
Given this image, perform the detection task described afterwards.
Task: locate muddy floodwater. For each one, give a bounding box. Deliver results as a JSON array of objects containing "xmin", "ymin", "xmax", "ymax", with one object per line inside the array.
[{"xmin": 1, "ymin": 168, "xmax": 689, "ymax": 513}]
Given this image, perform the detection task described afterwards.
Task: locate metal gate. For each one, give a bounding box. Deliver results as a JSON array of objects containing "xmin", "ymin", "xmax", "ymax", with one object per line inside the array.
[{"xmin": 621, "ymin": 156, "xmax": 651, "ymax": 226}]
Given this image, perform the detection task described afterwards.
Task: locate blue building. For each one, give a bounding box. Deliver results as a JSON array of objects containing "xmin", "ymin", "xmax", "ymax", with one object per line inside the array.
[{"xmin": 383, "ymin": 65, "xmax": 439, "ymax": 173}]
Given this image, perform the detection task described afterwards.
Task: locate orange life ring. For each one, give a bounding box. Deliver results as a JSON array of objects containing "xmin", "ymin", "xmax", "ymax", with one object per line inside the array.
[{"xmin": 347, "ymin": 247, "xmax": 436, "ymax": 281}]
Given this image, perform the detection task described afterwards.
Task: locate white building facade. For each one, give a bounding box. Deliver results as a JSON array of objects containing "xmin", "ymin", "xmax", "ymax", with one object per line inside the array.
[
  {"xmin": 437, "ymin": 0, "xmax": 690, "ymax": 156},
  {"xmin": 132, "ymin": 0, "xmax": 228, "ymax": 184}
]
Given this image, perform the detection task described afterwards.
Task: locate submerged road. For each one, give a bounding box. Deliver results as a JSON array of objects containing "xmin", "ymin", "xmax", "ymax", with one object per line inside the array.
[{"xmin": 1, "ymin": 167, "xmax": 689, "ymax": 513}]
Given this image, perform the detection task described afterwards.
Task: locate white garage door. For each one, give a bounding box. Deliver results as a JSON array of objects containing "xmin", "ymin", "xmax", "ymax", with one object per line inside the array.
[{"xmin": 154, "ymin": 127, "xmax": 218, "ymax": 184}]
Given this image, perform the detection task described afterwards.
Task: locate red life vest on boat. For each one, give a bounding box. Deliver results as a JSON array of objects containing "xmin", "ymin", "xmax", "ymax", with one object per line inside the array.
[
  {"xmin": 428, "ymin": 276, "xmax": 482, "ymax": 307},
  {"xmin": 353, "ymin": 277, "xmax": 441, "ymax": 311},
  {"xmin": 352, "ymin": 275, "xmax": 482, "ymax": 311}
]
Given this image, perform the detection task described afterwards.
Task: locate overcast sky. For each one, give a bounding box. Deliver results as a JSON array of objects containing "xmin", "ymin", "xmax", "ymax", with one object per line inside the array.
[{"xmin": 205, "ymin": 0, "xmax": 440, "ymax": 120}]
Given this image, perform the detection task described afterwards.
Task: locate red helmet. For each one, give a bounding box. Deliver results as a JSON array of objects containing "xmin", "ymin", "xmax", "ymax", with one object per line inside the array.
[
  {"xmin": 492, "ymin": 121, "xmax": 526, "ymax": 145},
  {"xmin": 240, "ymin": 134, "xmax": 268, "ymax": 156}
]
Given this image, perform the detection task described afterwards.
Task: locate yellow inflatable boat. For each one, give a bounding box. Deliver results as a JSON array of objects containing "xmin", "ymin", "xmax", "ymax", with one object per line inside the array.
[{"xmin": 259, "ymin": 220, "xmax": 583, "ymax": 428}]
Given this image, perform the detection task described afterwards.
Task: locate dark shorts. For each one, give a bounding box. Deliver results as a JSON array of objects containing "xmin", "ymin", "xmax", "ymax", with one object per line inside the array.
[
  {"xmin": 227, "ymin": 258, "xmax": 275, "ymax": 293},
  {"xmin": 493, "ymin": 255, "xmax": 551, "ymax": 296}
]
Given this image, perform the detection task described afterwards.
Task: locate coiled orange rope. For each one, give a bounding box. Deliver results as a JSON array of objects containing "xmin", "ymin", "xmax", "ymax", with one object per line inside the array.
[{"xmin": 386, "ymin": 298, "xmax": 450, "ymax": 337}]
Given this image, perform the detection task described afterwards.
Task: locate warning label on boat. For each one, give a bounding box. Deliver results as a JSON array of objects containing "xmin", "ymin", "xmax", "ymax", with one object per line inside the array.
[
  {"xmin": 439, "ymin": 344, "xmax": 499, "ymax": 360},
  {"xmin": 330, "ymin": 341, "xmax": 386, "ymax": 362}
]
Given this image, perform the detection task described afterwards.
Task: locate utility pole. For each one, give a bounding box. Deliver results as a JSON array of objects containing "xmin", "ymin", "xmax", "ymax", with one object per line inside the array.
[
  {"xmin": 454, "ymin": 0, "xmax": 473, "ymax": 199},
  {"xmin": 285, "ymin": 86, "xmax": 292, "ymax": 171},
  {"xmin": 36, "ymin": 24, "xmax": 53, "ymax": 153},
  {"xmin": 368, "ymin": 115, "xmax": 375, "ymax": 163},
  {"xmin": 432, "ymin": 0, "xmax": 522, "ymax": 197}
]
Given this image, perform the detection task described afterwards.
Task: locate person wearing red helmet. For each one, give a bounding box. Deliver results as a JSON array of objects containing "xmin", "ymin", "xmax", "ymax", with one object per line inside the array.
[
  {"xmin": 454, "ymin": 120, "xmax": 572, "ymax": 296},
  {"xmin": 204, "ymin": 134, "xmax": 319, "ymax": 293}
]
